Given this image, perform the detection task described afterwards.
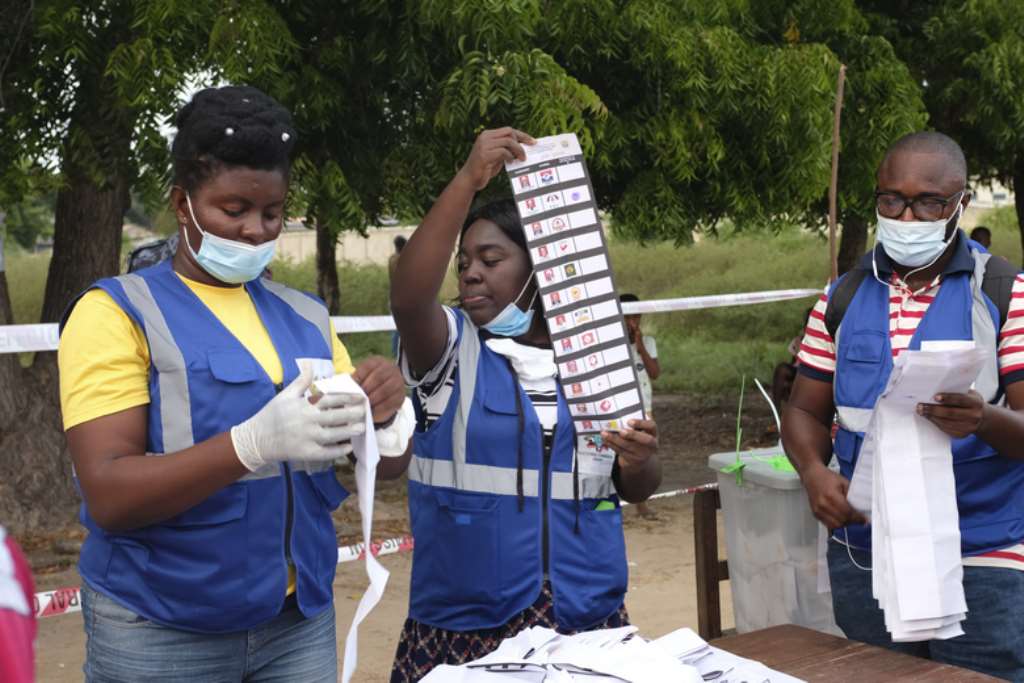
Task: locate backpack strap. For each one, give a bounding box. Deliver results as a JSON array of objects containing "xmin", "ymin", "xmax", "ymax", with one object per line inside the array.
[
  {"xmin": 824, "ymin": 268, "xmax": 868, "ymax": 340},
  {"xmin": 823, "ymin": 252, "xmax": 1019, "ymax": 340},
  {"xmin": 981, "ymin": 254, "xmax": 1018, "ymax": 327}
]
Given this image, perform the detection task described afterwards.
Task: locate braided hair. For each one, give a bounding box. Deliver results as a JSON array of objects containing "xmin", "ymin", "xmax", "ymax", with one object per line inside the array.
[{"xmin": 171, "ymin": 85, "xmax": 297, "ymax": 191}]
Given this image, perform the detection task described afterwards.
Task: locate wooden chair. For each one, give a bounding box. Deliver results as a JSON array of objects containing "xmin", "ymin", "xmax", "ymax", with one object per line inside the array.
[{"xmin": 694, "ymin": 487, "xmax": 729, "ymax": 640}]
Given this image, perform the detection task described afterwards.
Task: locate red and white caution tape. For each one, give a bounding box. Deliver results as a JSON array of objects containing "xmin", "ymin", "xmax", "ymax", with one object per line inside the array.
[
  {"xmin": 33, "ymin": 586, "xmax": 82, "ymax": 619},
  {"xmin": 32, "ymin": 534, "xmax": 416, "ymax": 620},
  {"xmin": 31, "ymin": 482, "xmax": 722, "ymax": 620},
  {"xmin": 0, "ymin": 289, "xmax": 818, "ymax": 354}
]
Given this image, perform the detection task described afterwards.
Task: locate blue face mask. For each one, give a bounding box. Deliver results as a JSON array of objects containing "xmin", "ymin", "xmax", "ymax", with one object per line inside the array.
[
  {"xmin": 182, "ymin": 192, "xmax": 277, "ymax": 284},
  {"xmin": 483, "ymin": 276, "xmax": 538, "ymax": 337}
]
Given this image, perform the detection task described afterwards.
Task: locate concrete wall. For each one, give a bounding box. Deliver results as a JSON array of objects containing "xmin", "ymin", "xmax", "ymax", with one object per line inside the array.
[{"xmin": 276, "ymin": 224, "xmax": 417, "ymax": 266}]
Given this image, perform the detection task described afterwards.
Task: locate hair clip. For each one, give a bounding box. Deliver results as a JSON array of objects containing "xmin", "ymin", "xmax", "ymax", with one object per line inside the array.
[
  {"xmin": 281, "ymin": 132, "xmax": 290, "ymax": 142},
  {"xmin": 225, "ymin": 127, "xmax": 235, "ymax": 136}
]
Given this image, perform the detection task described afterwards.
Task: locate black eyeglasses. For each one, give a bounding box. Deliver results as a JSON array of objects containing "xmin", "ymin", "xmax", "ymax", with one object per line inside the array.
[{"xmin": 875, "ymin": 189, "xmax": 966, "ymax": 221}]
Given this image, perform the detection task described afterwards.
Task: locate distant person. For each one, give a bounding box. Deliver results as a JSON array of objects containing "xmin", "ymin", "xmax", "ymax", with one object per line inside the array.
[
  {"xmin": 388, "ymin": 235, "xmax": 407, "ymax": 279},
  {"xmin": 970, "ymin": 225, "xmax": 991, "ymax": 250},
  {"xmin": 126, "ymin": 233, "xmax": 179, "ymax": 273},
  {"xmin": 128, "ymin": 232, "xmax": 274, "ymax": 279},
  {"xmin": 0, "ymin": 526, "xmax": 35, "ymax": 683},
  {"xmin": 389, "ymin": 235, "xmax": 407, "ymax": 356},
  {"xmin": 621, "ymin": 293, "xmax": 660, "ymax": 519},
  {"xmin": 770, "ymin": 307, "xmax": 814, "ymax": 421}
]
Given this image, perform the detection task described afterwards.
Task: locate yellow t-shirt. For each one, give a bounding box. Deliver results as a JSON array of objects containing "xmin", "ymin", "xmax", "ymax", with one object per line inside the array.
[
  {"xmin": 58, "ymin": 273, "xmax": 355, "ymax": 596},
  {"xmin": 59, "ymin": 274, "xmax": 354, "ymax": 429}
]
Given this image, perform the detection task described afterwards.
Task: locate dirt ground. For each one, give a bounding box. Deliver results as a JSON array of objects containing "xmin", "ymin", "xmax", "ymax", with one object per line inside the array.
[{"xmin": 27, "ymin": 393, "xmax": 776, "ymax": 682}]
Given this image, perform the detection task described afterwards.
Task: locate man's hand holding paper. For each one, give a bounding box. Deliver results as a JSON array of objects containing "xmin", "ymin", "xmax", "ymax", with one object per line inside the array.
[
  {"xmin": 803, "ymin": 465, "xmax": 866, "ymax": 531},
  {"xmin": 917, "ymin": 389, "xmax": 987, "ymax": 439}
]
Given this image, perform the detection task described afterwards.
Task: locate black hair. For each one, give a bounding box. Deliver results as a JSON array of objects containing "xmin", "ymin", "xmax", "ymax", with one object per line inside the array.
[
  {"xmin": 394, "ymin": 235, "xmax": 407, "ymax": 251},
  {"xmin": 620, "ymin": 293, "xmax": 639, "ymax": 303},
  {"xmin": 459, "ymin": 198, "xmax": 527, "ymax": 254},
  {"xmin": 459, "ymin": 198, "xmax": 541, "ymax": 312},
  {"xmin": 882, "ymin": 131, "xmax": 967, "ymax": 186},
  {"xmin": 171, "ymin": 85, "xmax": 297, "ymax": 192},
  {"xmin": 970, "ymin": 226, "xmax": 991, "ymax": 239}
]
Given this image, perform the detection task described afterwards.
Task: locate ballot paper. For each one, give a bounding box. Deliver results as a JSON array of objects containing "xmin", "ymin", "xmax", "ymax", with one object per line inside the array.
[
  {"xmin": 421, "ymin": 625, "xmax": 703, "ymax": 683},
  {"xmin": 653, "ymin": 628, "xmax": 805, "ymax": 683},
  {"xmin": 506, "ymin": 135, "xmax": 645, "ymax": 446},
  {"xmin": 311, "ymin": 373, "xmax": 389, "ymax": 683},
  {"xmin": 846, "ymin": 346, "xmax": 987, "ymax": 642}
]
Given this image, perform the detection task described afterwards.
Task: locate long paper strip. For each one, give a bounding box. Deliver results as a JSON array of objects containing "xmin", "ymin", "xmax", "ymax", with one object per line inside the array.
[
  {"xmin": 312, "ymin": 373, "xmax": 389, "ymax": 682},
  {"xmin": 506, "ymin": 134, "xmax": 644, "ymax": 440}
]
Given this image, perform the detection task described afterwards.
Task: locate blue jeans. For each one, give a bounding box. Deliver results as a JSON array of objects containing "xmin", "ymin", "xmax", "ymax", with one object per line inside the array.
[
  {"xmin": 828, "ymin": 538, "xmax": 1024, "ymax": 681},
  {"xmin": 81, "ymin": 584, "xmax": 337, "ymax": 682}
]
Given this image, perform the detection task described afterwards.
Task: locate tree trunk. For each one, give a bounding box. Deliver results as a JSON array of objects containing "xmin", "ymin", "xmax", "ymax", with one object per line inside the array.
[
  {"xmin": 1015, "ymin": 158, "xmax": 1024, "ymax": 269},
  {"xmin": 40, "ymin": 169, "xmax": 129, "ymax": 323},
  {"xmin": 1, "ymin": 154, "xmax": 132, "ymax": 533},
  {"xmin": 0, "ymin": 233, "xmax": 21, "ymax": 426},
  {"xmin": 316, "ymin": 216, "xmax": 341, "ymax": 314},
  {"xmin": 837, "ymin": 214, "xmax": 869, "ymax": 276}
]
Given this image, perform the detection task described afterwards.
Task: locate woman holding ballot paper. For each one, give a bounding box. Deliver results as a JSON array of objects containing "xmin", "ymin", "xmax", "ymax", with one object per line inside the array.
[
  {"xmin": 389, "ymin": 127, "xmax": 661, "ymax": 680},
  {"xmin": 58, "ymin": 86, "xmax": 410, "ymax": 681}
]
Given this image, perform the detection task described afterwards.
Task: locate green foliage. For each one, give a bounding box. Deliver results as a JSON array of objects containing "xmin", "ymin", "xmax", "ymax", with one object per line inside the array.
[
  {"xmin": 861, "ymin": 0, "xmax": 1024, "ymax": 249},
  {"xmin": 978, "ymin": 206, "xmax": 1023, "ymax": 266},
  {"xmin": 3, "ymin": 194, "xmax": 55, "ymax": 250},
  {"xmin": 917, "ymin": 0, "xmax": 1024, "ymax": 183},
  {"xmin": 3, "ymin": 250, "xmax": 50, "ymax": 325}
]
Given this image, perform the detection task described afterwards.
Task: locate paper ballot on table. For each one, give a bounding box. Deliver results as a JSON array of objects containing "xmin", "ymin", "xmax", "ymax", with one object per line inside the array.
[
  {"xmin": 421, "ymin": 626, "xmax": 704, "ymax": 683},
  {"xmin": 846, "ymin": 346, "xmax": 986, "ymax": 642},
  {"xmin": 311, "ymin": 374, "xmax": 390, "ymax": 683}
]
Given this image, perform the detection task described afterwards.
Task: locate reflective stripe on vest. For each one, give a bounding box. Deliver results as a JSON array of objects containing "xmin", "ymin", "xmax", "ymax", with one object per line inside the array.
[
  {"xmin": 406, "ymin": 309, "xmax": 616, "ymax": 500},
  {"xmin": 114, "ymin": 273, "xmax": 333, "ymax": 483},
  {"xmin": 408, "ymin": 455, "xmax": 615, "ymax": 500},
  {"xmin": 262, "ymin": 278, "xmax": 334, "ymax": 351},
  {"xmin": 834, "ymin": 250, "xmax": 1000, "ymax": 433},
  {"xmin": 118, "ymin": 273, "xmax": 195, "ymax": 452}
]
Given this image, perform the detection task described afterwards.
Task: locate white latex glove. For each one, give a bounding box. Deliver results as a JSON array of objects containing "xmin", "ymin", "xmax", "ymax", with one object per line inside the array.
[
  {"xmin": 375, "ymin": 397, "xmax": 415, "ymax": 457},
  {"xmin": 231, "ymin": 365, "xmax": 366, "ymax": 472}
]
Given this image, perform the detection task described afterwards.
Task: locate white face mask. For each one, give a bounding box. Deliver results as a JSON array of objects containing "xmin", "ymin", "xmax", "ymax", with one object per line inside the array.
[
  {"xmin": 484, "ymin": 337, "xmax": 557, "ymax": 381},
  {"xmin": 875, "ymin": 201, "xmax": 963, "ymax": 270}
]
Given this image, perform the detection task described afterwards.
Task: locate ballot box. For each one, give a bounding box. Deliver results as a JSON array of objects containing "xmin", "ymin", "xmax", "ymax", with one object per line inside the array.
[{"xmin": 708, "ymin": 448, "xmax": 840, "ymax": 635}]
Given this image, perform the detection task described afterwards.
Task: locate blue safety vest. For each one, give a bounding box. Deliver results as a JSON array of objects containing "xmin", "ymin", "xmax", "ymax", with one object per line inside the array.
[
  {"xmin": 407, "ymin": 310, "xmax": 628, "ymax": 631},
  {"xmin": 833, "ymin": 240, "xmax": 1024, "ymax": 554},
  {"xmin": 60, "ymin": 260, "xmax": 349, "ymax": 633}
]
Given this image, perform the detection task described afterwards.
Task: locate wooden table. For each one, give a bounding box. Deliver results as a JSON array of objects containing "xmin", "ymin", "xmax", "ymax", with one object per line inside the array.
[{"xmin": 715, "ymin": 625, "xmax": 1000, "ymax": 681}]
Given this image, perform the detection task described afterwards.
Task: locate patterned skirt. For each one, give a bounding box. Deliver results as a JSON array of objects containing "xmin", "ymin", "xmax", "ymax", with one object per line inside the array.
[{"xmin": 390, "ymin": 581, "xmax": 629, "ymax": 682}]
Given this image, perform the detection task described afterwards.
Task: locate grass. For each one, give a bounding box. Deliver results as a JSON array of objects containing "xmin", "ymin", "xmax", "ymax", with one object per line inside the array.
[{"xmin": 5, "ymin": 205, "xmax": 1021, "ymax": 395}]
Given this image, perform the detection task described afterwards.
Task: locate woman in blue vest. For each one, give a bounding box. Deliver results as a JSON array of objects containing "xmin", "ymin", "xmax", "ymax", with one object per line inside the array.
[
  {"xmin": 389, "ymin": 128, "xmax": 662, "ymax": 680},
  {"xmin": 58, "ymin": 86, "xmax": 411, "ymax": 682}
]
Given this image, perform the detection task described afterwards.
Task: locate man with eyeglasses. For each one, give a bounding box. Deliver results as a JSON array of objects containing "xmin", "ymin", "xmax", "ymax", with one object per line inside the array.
[{"xmin": 782, "ymin": 131, "xmax": 1024, "ymax": 679}]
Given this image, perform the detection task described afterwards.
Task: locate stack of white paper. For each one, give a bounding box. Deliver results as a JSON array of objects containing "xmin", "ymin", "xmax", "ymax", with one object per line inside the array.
[
  {"xmin": 847, "ymin": 345, "xmax": 986, "ymax": 641},
  {"xmin": 653, "ymin": 628, "xmax": 805, "ymax": 682},
  {"xmin": 421, "ymin": 626, "xmax": 703, "ymax": 682},
  {"xmin": 420, "ymin": 626, "xmax": 805, "ymax": 682}
]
